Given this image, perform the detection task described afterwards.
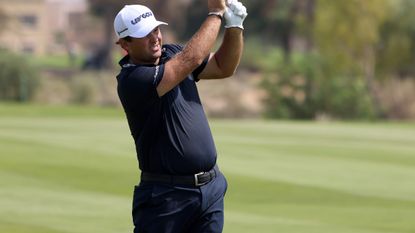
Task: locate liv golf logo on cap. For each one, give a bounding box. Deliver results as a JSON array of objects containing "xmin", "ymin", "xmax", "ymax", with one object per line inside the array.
[{"xmin": 131, "ymin": 12, "xmax": 154, "ymax": 25}]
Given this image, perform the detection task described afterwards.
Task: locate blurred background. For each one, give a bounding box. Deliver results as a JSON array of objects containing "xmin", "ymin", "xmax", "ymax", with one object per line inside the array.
[
  {"xmin": 1, "ymin": 0, "xmax": 415, "ymax": 120},
  {"xmin": 1, "ymin": 1, "xmax": 415, "ymax": 233}
]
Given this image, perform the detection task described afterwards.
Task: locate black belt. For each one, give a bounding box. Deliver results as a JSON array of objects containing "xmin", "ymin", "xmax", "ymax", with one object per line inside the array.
[{"xmin": 140, "ymin": 166, "xmax": 217, "ymax": 187}]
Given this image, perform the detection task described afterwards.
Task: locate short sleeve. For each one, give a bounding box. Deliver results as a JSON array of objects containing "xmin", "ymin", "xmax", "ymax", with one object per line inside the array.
[
  {"xmin": 119, "ymin": 64, "xmax": 165, "ymax": 103},
  {"xmin": 192, "ymin": 55, "xmax": 209, "ymax": 81}
]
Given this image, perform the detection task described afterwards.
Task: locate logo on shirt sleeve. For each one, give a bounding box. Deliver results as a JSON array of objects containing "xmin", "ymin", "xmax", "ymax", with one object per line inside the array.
[{"xmin": 153, "ymin": 66, "xmax": 160, "ymax": 85}]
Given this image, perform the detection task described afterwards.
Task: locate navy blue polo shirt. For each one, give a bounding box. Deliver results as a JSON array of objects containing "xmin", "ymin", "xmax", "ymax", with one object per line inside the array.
[{"xmin": 116, "ymin": 44, "xmax": 217, "ymax": 175}]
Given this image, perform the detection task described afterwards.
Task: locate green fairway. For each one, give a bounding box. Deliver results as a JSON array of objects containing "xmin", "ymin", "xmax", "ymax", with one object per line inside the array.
[{"xmin": 1, "ymin": 104, "xmax": 415, "ymax": 233}]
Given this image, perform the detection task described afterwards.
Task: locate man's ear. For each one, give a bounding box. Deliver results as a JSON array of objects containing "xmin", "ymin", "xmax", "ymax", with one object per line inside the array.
[{"xmin": 118, "ymin": 39, "xmax": 129, "ymax": 52}]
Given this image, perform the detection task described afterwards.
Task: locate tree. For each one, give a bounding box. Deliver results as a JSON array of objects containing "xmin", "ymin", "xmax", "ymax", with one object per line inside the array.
[
  {"xmin": 314, "ymin": 0, "xmax": 391, "ymax": 117},
  {"xmin": 376, "ymin": 0, "xmax": 415, "ymax": 78},
  {"xmin": 241, "ymin": 0, "xmax": 300, "ymax": 62}
]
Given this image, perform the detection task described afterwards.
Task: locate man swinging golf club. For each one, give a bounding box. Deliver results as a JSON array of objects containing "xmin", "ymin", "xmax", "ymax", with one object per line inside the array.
[{"xmin": 114, "ymin": 0, "xmax": 247, "ymax": 232}]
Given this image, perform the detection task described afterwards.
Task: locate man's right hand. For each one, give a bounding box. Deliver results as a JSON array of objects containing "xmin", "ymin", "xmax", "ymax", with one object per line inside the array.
[
  {"xmin": 208, "ymin": 0, "xmax": 226, "ymax": 15},
  {"xmin": 224, "ymin": 0, "xmax": 247, "ymax": 29}
]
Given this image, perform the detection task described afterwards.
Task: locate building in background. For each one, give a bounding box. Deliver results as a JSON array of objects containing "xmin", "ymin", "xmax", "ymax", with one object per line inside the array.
[
  {"xmin": 0, "ymin": 0, "xmax": 87, "ymax": 56},
  {"xmin": 0, "ymin": 0, "xmax": 48, "ymax": 55}
]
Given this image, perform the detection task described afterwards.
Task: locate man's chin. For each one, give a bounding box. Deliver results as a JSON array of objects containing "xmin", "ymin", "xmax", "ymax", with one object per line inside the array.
[{"xmin": 152, "ymin": 51, "xmax": 162, "ymax": 60}]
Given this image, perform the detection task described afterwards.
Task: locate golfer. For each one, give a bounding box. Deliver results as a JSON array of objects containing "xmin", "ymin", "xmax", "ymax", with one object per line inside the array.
[{"xmin": 114, "ymin": 0, "xmax": 247, "ymax": 232}]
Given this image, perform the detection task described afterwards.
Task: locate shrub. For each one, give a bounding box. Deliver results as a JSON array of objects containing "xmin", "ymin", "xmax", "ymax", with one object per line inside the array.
[
  {"xmin": 260, "ymin": 48, "xmax": 376, "ymax": 120},
  {"xmin": 0, "ymin": 50, "xmax": 40, "ymax": 102},
  {"xmin": 262, "ymin": 51, "xmax": 320, "ymax": 119},
  {"xmin": 70, "ymin": 75, "xmax": 97, "ymax": 105},
  {"xmin": 314, "ymin": 75, "xmax": 376, "ymax": 119}
]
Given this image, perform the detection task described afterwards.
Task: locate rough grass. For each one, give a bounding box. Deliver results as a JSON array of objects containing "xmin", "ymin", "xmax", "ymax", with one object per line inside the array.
[{"xmin": 1, "ymin": 103, "xmax": 415, "ymax": 233}]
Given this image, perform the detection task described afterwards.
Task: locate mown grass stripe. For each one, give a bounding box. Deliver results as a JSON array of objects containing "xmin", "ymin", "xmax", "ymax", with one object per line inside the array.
[{"xmin": 1, "ymin": 104, "xmax": 415, "ymax": 233}]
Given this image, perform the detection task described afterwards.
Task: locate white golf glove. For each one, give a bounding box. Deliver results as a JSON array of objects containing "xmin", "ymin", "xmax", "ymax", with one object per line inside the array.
[{"xmin": 224, "ymin": 0, "xmax": 248, "ymax": 29}]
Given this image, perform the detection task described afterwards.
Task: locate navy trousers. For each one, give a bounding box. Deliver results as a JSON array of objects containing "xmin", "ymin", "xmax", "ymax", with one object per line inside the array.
[{"xmin": 132, "ymin": 170, "xmax": 227, "ymax": 233}]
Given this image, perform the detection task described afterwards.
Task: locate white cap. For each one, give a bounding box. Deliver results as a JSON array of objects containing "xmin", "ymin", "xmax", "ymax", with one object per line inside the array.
[{"xmin": 114, "ymin": 5, "xmax": 168, "ymax": 39}]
